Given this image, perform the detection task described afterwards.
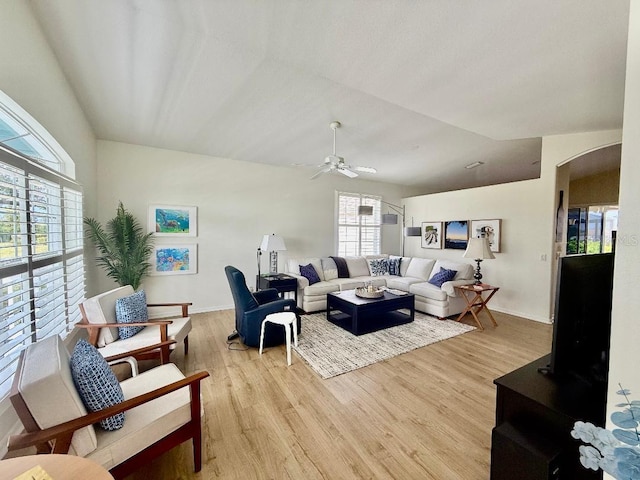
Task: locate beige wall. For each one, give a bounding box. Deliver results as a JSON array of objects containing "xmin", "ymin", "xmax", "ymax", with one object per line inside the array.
[
  {"xmin": 569, "ymin": 169, "xmax": 620, "ymax": 206},
  {"xmin": 94, "ymin": 140, "xmax": 419, "ymax": 311},
  {"xmin": 403, "ymin": 129, "xmax": 623, "ymax": 325},
  {"xmin": 606, "ymin": 0, "xmax": 640, "ymax": 447}
]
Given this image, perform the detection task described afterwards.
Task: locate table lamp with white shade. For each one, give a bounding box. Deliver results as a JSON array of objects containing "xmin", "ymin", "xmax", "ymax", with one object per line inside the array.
[
  {"xmin": 463, "ymin": 237, "xmax": 495, "ymax": 285},
  {"xmin": 260, "ymin": 234, "xmax": 287, "ymax": 275}
]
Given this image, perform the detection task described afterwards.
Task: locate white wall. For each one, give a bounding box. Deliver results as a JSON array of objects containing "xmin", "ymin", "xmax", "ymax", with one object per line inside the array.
[
  {"xmin": 403, "ymin": 129, "xmax": 622, "ymax": 324},
  {"xmin": 95, "ymin": 140, "xmax": 419, "ymax": 311},
  {"xmin": 606, "ymin": 0, "xmax": 640, "ymax": 440}
]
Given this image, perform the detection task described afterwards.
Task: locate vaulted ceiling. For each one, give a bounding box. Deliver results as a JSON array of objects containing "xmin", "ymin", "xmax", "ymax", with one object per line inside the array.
[{"xmin": 28, "ymin": 0, "xmax": 629, "ymax": 193}]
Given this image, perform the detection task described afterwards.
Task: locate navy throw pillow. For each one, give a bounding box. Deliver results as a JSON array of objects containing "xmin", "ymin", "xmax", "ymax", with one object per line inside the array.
[
  {"xmin": 388, "ymin": 257, "xmax": 402, "ymax": 276},
  {"xmin": 300, "ymin": 263, "xmax": 321, "ymax": 285},
  {"xmin": 428, "ymin": 267, "xmax": 457, "ymax": 288},
  {"xmin": 330, "ymin": 256, "xmax": 350, "ymax": 278}
]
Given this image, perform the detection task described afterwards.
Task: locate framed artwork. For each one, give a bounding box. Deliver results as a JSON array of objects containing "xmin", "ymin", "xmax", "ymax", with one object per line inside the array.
[
  {"xmin": 421, "ymin": 222, "xmax": 442, "ymax": 249},
  {"xmin": 470, "ymin": 219, "xmax": 502, "ymax": 253},
  {"xmin": 148, "ymin": 205, "xmax": 197, "ymax": 237},
  {"xmin": 444, "ymin": 220, "xmax": 469, "ymax": 250},
  {"xmin": 150, "ymin": 244, "xmax": 197, "ymax": 275}
]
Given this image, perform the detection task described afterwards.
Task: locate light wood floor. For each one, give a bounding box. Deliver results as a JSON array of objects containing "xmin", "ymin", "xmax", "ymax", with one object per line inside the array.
[{"xmin": 126, "ymin": 308, "xmax": 553, "ymax": 480}]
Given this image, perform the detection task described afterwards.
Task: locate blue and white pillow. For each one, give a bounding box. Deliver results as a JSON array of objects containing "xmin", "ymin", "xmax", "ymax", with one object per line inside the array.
[
  {"xmin": 115, "ymin": 290, "xmax": 148, "ymax": 339},
  {"xmin": 367, "ymin": 258, "xmax": 389, "ymax": 276},
  {"xmin": 388, "ymin": 257, "xmax": 402, "ymax": 276},
  {"xmin": 70, "ymin": 339, "xmax": 125, "ymax": 431},
  {"xmin": 428, "ymin": 267, "xmax": 457, "ymax": 288},
  {"xmin": 299, "ymin": 263, "xmax": 321, "ymax": 285}
]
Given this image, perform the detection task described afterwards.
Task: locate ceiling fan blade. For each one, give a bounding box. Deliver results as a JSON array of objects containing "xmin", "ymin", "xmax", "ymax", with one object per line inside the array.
[
  {"xmin": 338, "ymin": 167, "xmax": 358, "ymax": 178},
  {"xmin": 353, "ymin": 166, "xmax": 377, "ymax": 174},
  {"xmin": 310, "ymin": 167, "xmax": 331, "ymax": 180}
]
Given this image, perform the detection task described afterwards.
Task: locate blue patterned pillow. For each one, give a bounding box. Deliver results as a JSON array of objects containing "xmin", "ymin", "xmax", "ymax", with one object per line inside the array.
[
  {"xmin": 299, "ymin": 263, "xmax": 321, "ymax": 285},
  {"xmin": 367, "ymin": 258, "xmax": 389, "ymax": 276},
  {"xmin": 388, "ymin": 257, "xmax": 402, "ymax": 276},
  {"xmin": 70, "ymin": 339, "xmax": 125, "ymax": 431},
  {"xmin": 115, "ymin": 290, "xmax": 148, "ymax": 339},
  {"xmin": 428, "ymin": 267, "xmax": 458, "ymax": 288}
]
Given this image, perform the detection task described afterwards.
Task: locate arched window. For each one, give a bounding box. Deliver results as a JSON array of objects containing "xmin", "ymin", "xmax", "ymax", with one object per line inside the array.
[{"xmin": 0, "ymin": 91, "xmax": 84, "ymax": 399}]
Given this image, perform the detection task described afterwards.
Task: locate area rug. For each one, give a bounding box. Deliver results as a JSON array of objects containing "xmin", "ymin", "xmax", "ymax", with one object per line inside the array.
[{"xmin": 292, "ymin": 312, "xmax": 475, "ymax": 379}]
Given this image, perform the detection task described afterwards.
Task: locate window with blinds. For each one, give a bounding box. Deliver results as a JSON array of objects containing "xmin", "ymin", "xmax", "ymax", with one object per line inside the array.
[
  {"xmin": 0, "ymin": 147, "xmax": 84, "ymax": 399},
  {"xmin": 336, "ymin": 192, "xmax": 381, "ymax": 256}
]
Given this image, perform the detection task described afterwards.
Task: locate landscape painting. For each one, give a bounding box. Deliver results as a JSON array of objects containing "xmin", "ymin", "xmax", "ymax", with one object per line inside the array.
[
  {"xmin": 150, "ymin": 244, "xmax": 197, "ymax": 275},
  {"xmin": 444, "ymin": 221, "xmax": 468, "ymax": 250},
  {"xmin": 421, "ymin": 222, "xmax": 442, "ymax": 249},
  {"xmin": 149, "ymin": 205, "xmax": 197, "ymax": 237}
]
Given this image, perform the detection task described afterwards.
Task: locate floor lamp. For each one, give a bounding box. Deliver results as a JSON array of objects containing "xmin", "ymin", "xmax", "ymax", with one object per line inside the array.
[{"xmin": 358, "ymin": 202, "xmax": 420, "ymax": 255}]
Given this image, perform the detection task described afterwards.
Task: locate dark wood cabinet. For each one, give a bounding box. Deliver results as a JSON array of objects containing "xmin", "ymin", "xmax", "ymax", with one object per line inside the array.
[{"xmin": 491, "ymin": 354, "xmax": 606, "ymax": 480}]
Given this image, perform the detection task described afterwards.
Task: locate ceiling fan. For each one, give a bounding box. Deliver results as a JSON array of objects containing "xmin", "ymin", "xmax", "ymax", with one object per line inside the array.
[{"xmin": 310, "ymin": 121, "xmax": 377, "ymax": 180}]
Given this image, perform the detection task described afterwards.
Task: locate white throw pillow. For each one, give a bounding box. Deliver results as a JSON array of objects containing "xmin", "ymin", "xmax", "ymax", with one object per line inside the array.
[
  {"xmin": 321, "ymin": 257, "xmax": 338, "ymax": 281},
  {"xmin": 404, "ymin": 258, "xmax": 436, "ymax": 280}
]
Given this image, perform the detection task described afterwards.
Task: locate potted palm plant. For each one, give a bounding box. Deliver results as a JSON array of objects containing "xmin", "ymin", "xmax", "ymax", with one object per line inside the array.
[{"xmin": 84, "ymin": 202, "xmax": 154, "ymax": 290}]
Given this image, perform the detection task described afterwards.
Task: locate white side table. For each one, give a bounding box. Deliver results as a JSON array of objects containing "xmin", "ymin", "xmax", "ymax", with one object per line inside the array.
[{"xmin": 259, "ymin": 311, "xmax": 298, "ymax": 365}]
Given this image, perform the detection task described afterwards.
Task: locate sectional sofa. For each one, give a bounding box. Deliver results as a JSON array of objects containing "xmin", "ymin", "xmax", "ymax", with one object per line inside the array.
[{"xmin": 285, "ymin": 255, "xmax": 475, "ymax": 318}]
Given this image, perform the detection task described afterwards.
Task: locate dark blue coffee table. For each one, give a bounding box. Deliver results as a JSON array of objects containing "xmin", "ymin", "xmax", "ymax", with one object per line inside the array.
[{"xmin": 326, "ymin": 289, "xmax": 415, "ymax": 335}]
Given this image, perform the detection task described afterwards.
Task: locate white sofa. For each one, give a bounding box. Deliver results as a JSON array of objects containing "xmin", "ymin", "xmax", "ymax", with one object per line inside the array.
[{"xmin": 285, "ymin": 255, "xmax": 475, "ymax": 318}]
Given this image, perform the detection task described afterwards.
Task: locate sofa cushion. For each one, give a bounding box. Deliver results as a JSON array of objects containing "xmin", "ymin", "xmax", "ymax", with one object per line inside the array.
[
  {"xmin": 300, "ymin": 263, "xmax": 321, "ymax": 285},
  {"xmin": 388, "ymin": 257, "xmax": 402, "ymax": 276},
  {"xmin": 428, "ymin": 267, "xmax": 458, "ymax": 288},
  {"xmin": 329, "ymin": 256, "xmax": 349, "ymax": 278},
  {"xmin": 115, "ymin": 290, "xmax": 148, "ymax": 339},
  {"xmin": 409, "ymin": 282, "xmax": 449, "ymax": 302},
  {"xmin": 386, "ymin": 276, "xmax": 424, "ymax": 291},
  {"xmin": 367, "ymin": 258, "xmax": 389, "ymax": 276},
  {"xmin": 303, "ymin": 281, "xmax": 339, "ymax": 296},
  {"xmin": 345, "ymin": 256, "xmax": 370, "ymax": 277},
  {"xmin": 332, "ymin": 277, "xmax": 367, "ymax": 291},
  {"xmin": 404, "ymin": 258, "xmax": 436, "ymax": 280},
  {"xmin": 389, "ymin": 255, "xmax": 413, "ymax": 277},
  {"xmin": 321, "ymin": 257, "xmax": 339, "ymax": 280},
  {"xmin": 81, "ymin": 285, "xmax": 135, "ymax": 347},
  {"xmin": 432, "ymin": 260, "xmax": 474, "ymax": 280},
  {"xmin": 70, "ymin": 339, "xmax": 125, "ymax": 431}
]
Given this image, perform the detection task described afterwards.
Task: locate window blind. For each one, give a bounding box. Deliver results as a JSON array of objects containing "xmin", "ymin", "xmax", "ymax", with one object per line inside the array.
[
  {"xmin": 336, "ymin": 192, "xmax": 381, "ymax": 256},
  {"xmin": 0, "ymin": 147, "xmax": 83, "ymax": 398}
]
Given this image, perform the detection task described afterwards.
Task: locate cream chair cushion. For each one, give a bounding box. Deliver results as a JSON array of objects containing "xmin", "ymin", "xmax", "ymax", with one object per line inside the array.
[
  {"xmin": 82, "ymin": 286, "xmax": 134, "ymax": 347},
  {"xmin": 14, "ymin": 335, "xmax": 98, "ymax": 457},
  {"xmin": 86, "ymin": 363, "xmax": 192, "ymax": 470}
]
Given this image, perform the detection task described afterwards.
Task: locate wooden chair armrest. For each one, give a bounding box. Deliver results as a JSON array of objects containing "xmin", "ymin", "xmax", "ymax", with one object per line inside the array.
[
  {"xmin": 75, "ymin": 320, "xmax": 172, "ymax": 329},
  {"xmin": 7, "ymin": 371, "xmax": 211, "ymax": 453},
  {"xmin": 103, "ymin": 340, "xmax": 176, "ymax": 363},
  {"xmin": 147, "ymin": 302, "xmax": 192, "ymax": 317}
]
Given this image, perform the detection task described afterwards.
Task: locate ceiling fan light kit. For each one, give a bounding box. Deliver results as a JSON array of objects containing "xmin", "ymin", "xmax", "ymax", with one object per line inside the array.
[{"xmin": 311, "ymin": 121, "xmax": 377, "ymax": 180}]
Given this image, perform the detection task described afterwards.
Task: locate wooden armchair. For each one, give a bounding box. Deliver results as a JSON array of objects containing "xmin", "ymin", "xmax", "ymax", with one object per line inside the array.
[
  {"xmin": 8, "ymin": 335, "xmax": 210, "ymax": 479},
  {"xmin": 77, "ymin": 285, "xmax": 192, "ymax": 363}
]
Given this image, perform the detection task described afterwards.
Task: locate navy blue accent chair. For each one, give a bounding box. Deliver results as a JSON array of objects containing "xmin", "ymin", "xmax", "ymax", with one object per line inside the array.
[{"xmin": 224, "ymin": 266, "xmax": 300, "ymax": 348}]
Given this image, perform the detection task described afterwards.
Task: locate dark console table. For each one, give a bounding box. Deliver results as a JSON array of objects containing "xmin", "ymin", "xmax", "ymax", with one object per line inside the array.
[{"xmin": 491, "ymin": 354, "xmax": 606, "ymax": 480}]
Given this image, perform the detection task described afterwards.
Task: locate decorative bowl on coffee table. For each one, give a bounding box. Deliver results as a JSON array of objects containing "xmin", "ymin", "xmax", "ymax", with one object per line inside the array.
[{"xmin": 354, "ymin": 287, "xmax": 385, "ymax": 299}]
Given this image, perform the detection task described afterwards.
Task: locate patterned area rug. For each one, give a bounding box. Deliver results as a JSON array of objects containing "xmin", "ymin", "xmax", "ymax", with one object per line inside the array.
[{"xmin": 292, "ymin": 311, "xmax": 476, "ymax": 379}]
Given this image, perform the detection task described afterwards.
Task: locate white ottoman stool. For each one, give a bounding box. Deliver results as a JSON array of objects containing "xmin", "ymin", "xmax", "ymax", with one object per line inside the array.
[{"xmin": 259, "ymin": 311, "xmax": 298, "ymax": 366}]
